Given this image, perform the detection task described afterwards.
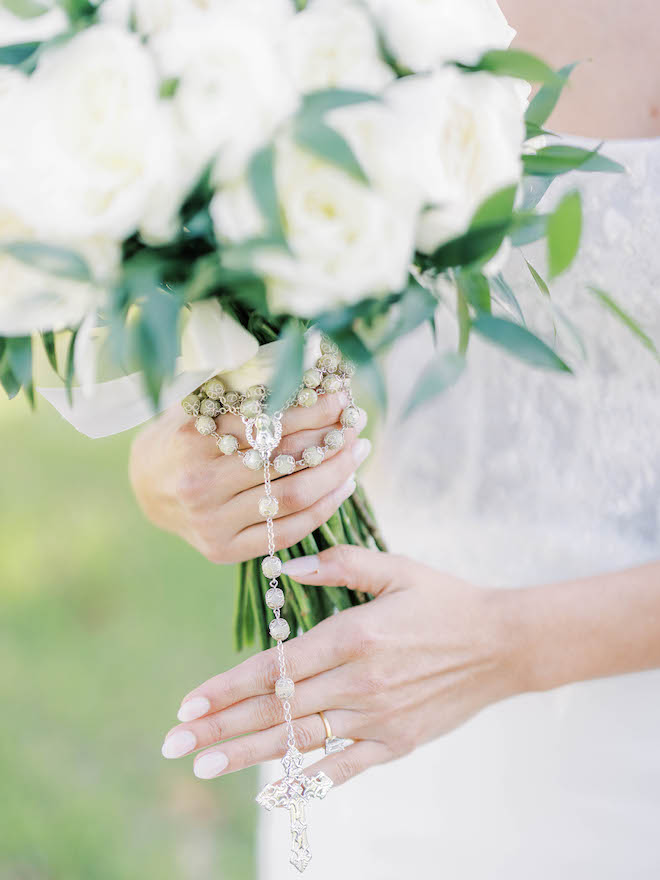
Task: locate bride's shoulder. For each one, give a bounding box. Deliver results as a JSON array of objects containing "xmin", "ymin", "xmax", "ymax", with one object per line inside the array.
[{"xmin": 498, "ymin": 0, "xmax": 660, "ymax": 140}]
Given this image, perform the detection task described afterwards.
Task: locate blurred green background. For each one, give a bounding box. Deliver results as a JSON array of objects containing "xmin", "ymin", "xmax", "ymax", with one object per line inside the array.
[{"xmin": 0, "ymin": 397, "xmax": 255, "ymax": 880}]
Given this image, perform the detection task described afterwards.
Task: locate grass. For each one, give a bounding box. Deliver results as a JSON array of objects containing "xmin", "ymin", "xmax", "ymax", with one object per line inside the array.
[{"xmin": 0, "ymin": 396, "xmax": 256, "ymax": 880}]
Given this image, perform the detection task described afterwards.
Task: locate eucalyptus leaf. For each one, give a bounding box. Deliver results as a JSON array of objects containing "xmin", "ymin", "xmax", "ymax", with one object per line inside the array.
[
  {"xmin": 510, "ymin": 212, "xmax": 547, "ymax": 246},
  {"xmin": 64, "ymin": 328, "xmax": 78, "ymax": 406},
  {"xmin": 427, "ymin": 219, "xmax": 510, "ymax": 270},
  {"xmin": 526, "ymin": 63, "xmax": 578, "ymax": 128},
  {"xmin": 472, "ymin": 314, "xmax": 571, "ymax": 372},
  {"xmin": 135, "ymin": 290, "xmax": 182, "ymax": 407},
  {"xmin": 491, "ymin": 275, "xmax": 525, "ymax": 324},
  {"xmin": 0, "ymin": 361, "xmax": 21, "ymax": 399},
  {"xmin": 2, "ymin": 241, "xmax": 92, "ymax": 282},
  {"xmin": 0, "ymin": 40, "xmax": 40, "ymax": 66},
  {"xmin": 471, "ymin": 185, "xmax": 517, "ymax": 226},
  {"xmin": 519, "ymin": 175, "xmax": 553, "ymax": 212},
  {"xmin": 456, "ymin": 284, "xmax": 471, "ymax": 355},
  {"xmin": 403, "ymin": 352, "xmax": 465, "ymax": 418},
  {"xmin": 460, "ymin": 48, "xmax": 558, "ymax": 83},
  {"xmin": 523, "ymin": 145, "xmax": 625, "ymax": 176},
  {"xmin": 7, "ymin": 335, "xmax": 32, "ymax": 387},
  {"xmin": 41, "ymin": 330, "xmax": 59, "ymax": 375},
  {"xmin": 588, "ymin": 287, "xmax": 660, "ymax": 361},
  {"xmin": 301, "ymin": 88, "xmax": 378, "ymax": 117},
  {"xmin": 377, "ymin": 278, "xmax": 438, "ymax": 350},
  {"xmin": 267, "ymin": 321, "xmax": 305, "ymax": 414},
  {"xmin": 525, "ymin": 260, "xmax": 550, "ymax": 296},
  {"xmin": 458, "ymin": 271, "xmax": 490, "ymax": 312},
  {"xmin": 248, "ymin": 144, "xmax": 286, "ymax": 241},
  {"xmin": 547, "ymin": 190, "xmax": 582, "ymax": 278},
  {"xmin": 293, "ymin": 119, "xmax": 368, "ymax": 184},
  {"xmin": 332, "ymin": 328, "xmax": 386, "ymax": 411},
  {"xmin": 2, "ymin": 0, "xmax": 50, "ymax": 18}
]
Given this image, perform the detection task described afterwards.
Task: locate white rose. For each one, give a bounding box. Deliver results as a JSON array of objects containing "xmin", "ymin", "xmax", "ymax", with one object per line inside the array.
[
  {"xmin": 0, "ymin": 26, "xmax": 178, "ymax": 244},
  {"xmin": 283, "ymin": 0, "xmax": 393, "ymax": 92},
  {"xmin": 212, "ymin": 102, "xmax": 422, "ymax": 317},
  {"xmin": 388, "ymin": 69, "xmax": 526, "ymax": 254},
  {"xmin": 151, "ymin": 9, "xmax": 299, "ymax": 185},
  {"xmin": 365, "ymin": 0, "xmax": 514, "ymax": 72},
  {"xmin": 100, "ymin": 0, "xmax": 293, "ymax": 35},
  {"xmin": 0, "ymin": 3, "xmax": 68, "ymax": 47}
]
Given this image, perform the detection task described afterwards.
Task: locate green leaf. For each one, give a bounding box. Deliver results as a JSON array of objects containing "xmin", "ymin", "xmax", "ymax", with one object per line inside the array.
[
  {"xmin": 403, "ymin": 352, "xmax": 465, "ymax": 418},
  {"xmin": 519, "ymin": 175, "xmax": 553, "ymax": 212},
  {"xmin": 547, "ymin": 190, "xmax": 582, "ymax": 278},
  {"xmin": 491, "ymin": 275, "xmax": 525, "ymax": 324},
  {"xmin": 377, "ymin": 278, "xmax": 438, "ymax": 350},
  {"xmin": 0, "ymin": 40, "xmax": 40, "ymax": 66},
  {"xmin": 525, "ymin": 260, "xmax": 550, "ymax": 296},
  {"xmin": 6, "ymin": 335, "xmax": 32, "ymax": 387},
  {"xmin": 248, "ymin": 144, "xmax": 286, "ymax": 241},
  {"xmin": 472, "ymin": 313, "xmax": 571, "ymax": 372},
  {"xmin": 301, "ymin": 88, "xmax": 378, "ymax": 118},
  {"xmin": 64, "ymin": 328, "xmax": 78, "ymax": 406},
  {"xmin": 458, "ymin": 271, "xmax": 491, "ymax": 312},
  {"xmin": 588, "ymin": 287, "xmax": 660, "ymax": 361},
  {"xmin": 267, "ymin": 321, "xmax": 305, "ymax": 415},
  {"xmin": 159, "ymin": 77, "xmax": 179, "ymax": 98},
  {"xmin": 0, "ymin": 360, "xmax": 21, "ymax": 399},
  {"xmin": 460, "ymin": 48, "xmax": 558, "ymax": 83},
  {"xmin": 427, "ymin": 219, "xmax": 510, "ymax": 270},
  {"xmin": 293, "ymin": 120, "xmax": 368, "ymax": 184},
  {"xmin": 2, "ymin": 242, "xmax": 91, "ymax": 281},
  {"xmin": 326, "ymin": 327, "xmax": 386, "ymax": 411},
  {"xmin": 526, "ymin": 63, "xmax": 578, "ymax": 128},
  {"xmin": 2, "ymin": 0, "xmax": 50, "ymax": 17},
  {"xmin": 509, "ymin": 212, "xmax": 548, "ymax": 246},
  {"xmin": 456, "ymin": 284, "xmax": 471, "ymax": 355},
  {"xmin": 523, "ymin": 145, "xmax": 625, "ymax": 176},
  {"xmin": 471, "ymin": 185, "xmax": 517, "ymax": 227},
  {"xmin": 41, "ymin": 330, "xmax": 59, "ymax": 375},
  {"xmin": 135, "ymin": 290, "xmax": 182, "ymax": 407}
]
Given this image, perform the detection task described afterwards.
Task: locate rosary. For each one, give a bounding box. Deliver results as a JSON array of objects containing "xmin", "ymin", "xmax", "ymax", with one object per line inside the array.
[{"xmin": 182, "ymin": 338, "xmax": 359, "ymax": 872}]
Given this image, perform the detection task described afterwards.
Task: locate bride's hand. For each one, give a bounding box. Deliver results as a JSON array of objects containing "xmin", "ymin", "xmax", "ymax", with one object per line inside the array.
[
  {"xmin": 160, "ymin": 546, "xmax": 527, "ymax": 785},
  {"xmin": 129, "ymin": 393, "xmax": 369, "ymax": 564}
]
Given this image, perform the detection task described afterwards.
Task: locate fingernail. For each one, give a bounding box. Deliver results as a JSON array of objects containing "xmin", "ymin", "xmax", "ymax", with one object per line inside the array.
[
  {"xmin": 353, "ymin": 438, "xmax": 371, "ymax": 464},
  {"xmin": 177, "ymin": 696, "xmax": 211, "ymax": 723},
  {"xmin": 161, "ymin": 729, "xmax": 197, "ymax": 759},
  {"xmin": 341, "ymin": 477, "xmax": 357, "ymax": 497},
  {"xmin": 194, "ymin": 751, "xmax": 229, "ymax": 779},
  {"xmin": 282, "ymin": 555, "xmax": 320, "ymax": 577}
]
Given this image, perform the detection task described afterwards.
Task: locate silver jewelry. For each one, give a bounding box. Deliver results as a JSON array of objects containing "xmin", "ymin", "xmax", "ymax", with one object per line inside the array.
[
  {"xmin": 318, "ymin": 710, "xmax": 350, "ymax": 755},
  {"xmin": 184, "ymin": 340, "xmax": 360, "ymax": 873}
]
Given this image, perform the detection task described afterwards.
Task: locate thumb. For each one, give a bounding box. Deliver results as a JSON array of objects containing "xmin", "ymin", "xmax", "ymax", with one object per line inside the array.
[{"xmin": 281, "ymin": 545, "xmax": 402, "ymax": 596}]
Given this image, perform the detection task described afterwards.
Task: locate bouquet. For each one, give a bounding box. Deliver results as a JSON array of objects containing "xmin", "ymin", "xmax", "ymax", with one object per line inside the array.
[{"xmin": 0, "ymin": 0, "xmax": 634, "ymax": 651}]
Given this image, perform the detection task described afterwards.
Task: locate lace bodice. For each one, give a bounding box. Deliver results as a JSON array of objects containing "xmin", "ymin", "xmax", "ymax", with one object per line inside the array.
[{"xmin": 363, "ymin": 136, "xmax": 660, "ymax": 587}]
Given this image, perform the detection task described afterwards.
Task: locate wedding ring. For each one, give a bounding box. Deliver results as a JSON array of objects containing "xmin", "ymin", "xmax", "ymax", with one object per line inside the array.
[{"xmin": 318, "ymin": 711, "xmax": 350, "ymax": 755}]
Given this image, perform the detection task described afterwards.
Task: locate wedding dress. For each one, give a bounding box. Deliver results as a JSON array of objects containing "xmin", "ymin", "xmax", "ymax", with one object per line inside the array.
[{"xmin": 259, "ymin": 135, "xmax": 660, "ymax": 878}]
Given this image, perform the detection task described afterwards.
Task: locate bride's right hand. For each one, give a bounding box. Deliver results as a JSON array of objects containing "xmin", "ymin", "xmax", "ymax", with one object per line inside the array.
[{"xmin": 128, "ymin": 391, "xmax": 370, "ymax": 564}]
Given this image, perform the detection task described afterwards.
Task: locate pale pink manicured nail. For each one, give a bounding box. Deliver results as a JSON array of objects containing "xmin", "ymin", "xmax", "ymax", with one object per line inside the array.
[
  {"xmin": 194, "ymin": 751, "xmax": 229, "ymax": 779},
  {"xmin": 177, "ymin": 696, "xmax": 210, "ymax": 723},
  {"xmin": 161, "ymin": 729, "xmax": 197, "ymax": 759},
  {"xmin": 353, "ymin": 438, "xmax": 371, "ymax": 464},
  {"xmin": 282, "ymin": 555, "xmax": 320, "ymax": 577},
  {"xmin": 341, "ymin": 478, "xmax": 357, "ymax": 497}
]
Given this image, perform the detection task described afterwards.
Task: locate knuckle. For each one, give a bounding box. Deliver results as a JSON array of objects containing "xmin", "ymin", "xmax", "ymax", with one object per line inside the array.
[
  {"xmin": 204, "ymin": 713, "xmax": 224, "ymax": 743},
  {"xmin": 332, "ymin": 753, "xmax": 358, "ymax": 785},
  {"xmin": 358, "ymin": 666, "xmax": 387, "ymax": 700},
  {"xmin": 279, "ymin": 478, "xmax": 313, "ymax": 512},
  {"xmin": 345, "ymin": 619, "xmax": 379, "ymax": 658},
  {"xmin": 255, "ymin": 651, "xmax": 281, "ymax": 692},
  {"xmin": 292, "ymin": 719, "xmax": 317, "ymax": 753},
  {"xmin": 175, "ymin": 466, "xmax": 205, "ymax": 507},
  {"xmin": 253, "ymin": 693, "xmax": 283, "ymax": 729},
  {"xmin": 387, "ymin": 728, "xmax": 417, "ymax": 759}
]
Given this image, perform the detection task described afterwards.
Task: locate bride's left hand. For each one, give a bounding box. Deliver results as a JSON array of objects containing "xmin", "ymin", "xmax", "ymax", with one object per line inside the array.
[{"xmin": 161, "ymin": 546, "xmax": 528, "ymax": 784}]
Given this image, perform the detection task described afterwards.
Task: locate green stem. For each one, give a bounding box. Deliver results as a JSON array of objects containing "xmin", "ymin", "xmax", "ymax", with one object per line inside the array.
[
  {"xmin": 233, "ymin": 563, "xmax": 246, "ymax": 653},
  {"xmin": 249, "ymin": 557, "xmax": 270, "ymax": 651}
]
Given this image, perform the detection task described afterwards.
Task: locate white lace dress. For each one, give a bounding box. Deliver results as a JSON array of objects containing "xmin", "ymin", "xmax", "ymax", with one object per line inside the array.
[{"xmin": 259, "ymin": 136, "xmax": 660, "ymax": 879}]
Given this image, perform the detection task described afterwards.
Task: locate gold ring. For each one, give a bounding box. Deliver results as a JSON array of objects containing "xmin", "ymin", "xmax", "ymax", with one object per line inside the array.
[{"xmin": 318, "ymin": 711, "xmax": 349, "ymax": 755}]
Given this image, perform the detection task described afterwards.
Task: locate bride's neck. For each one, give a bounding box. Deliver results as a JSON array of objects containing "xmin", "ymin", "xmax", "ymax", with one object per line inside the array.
[{"xmin": 499, "ymin": 0, "xmax": 660, "ymax": 140}]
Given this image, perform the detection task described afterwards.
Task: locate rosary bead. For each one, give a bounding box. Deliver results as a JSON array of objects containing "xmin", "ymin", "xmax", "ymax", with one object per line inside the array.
[
  {"xmin": 297, "ymin": 387, "xmax": 318, "ymax": 408},
  {"xmin": 262, "ymin": 555, "xmax": 282, "ymax": 578},
  {"xmin": 340, "ymin": 405, "xmax": 360, "ymax": 428},
  {"xmin": 303, "ymin": 445, "xmax": 325, "ymax": 467},
  {"xmin": 274, "ymin": 454, "xmax": 296, "ymax": 475},
  {"xmin": 255, "ymin": 414, "xmax": 272, "ymax": 432},
  {"xmin": 321, "ymin": 373, "xmax": 343, "ymax": 394},
  {"xmin": 195, "ymin": 415, "xmax": 216, "ymax": 436},
  {"xmin": 303, "ymin": 367, "xmax": 322, "ymax": 388},
  {"xmin": 200, "ymin": 397, "xmax": 222, "ymax": 417},
  {"xmin": 243, "ymin": 448, "xmax": 263, "ymax": 471},
  {"xmin": 275, "ymin": 677, "xmax": 295, "ymax": 700},
  {"xmin": 324, "ymin": 428, "xmax": 344, "ymax": 450},
  {"xmin": 320, "ymin": 338, "xmax": 339, "ymax": 355},
  {"xmin": 337, "ymin": 359, "xmax": 355, "ymax": 378},
  {"xmin": 247, "ymin": 384, "xmax": 267, "ymax": 400},
  {"xmin": 259, "ymin": 495, "xmax": 279, "ymax": 518},
  {"xmin": 217, "ymin": 433, "xmax": 239, "ymax": 455},
  {"xmin": 222, "ymin": 391, "xmax": 240, "ymax": 406},
  {"xmin": 203, "ymin": 377, "xmax": 225, "ymax": 400},
  {"xmin": 240, "ymin": 398, "xmax": 262, "ymax": 418},
  {"xmin": 181, "ymin": 393, "xmax": 200, "ymax": 416},
  {"xmin": 269, "ymin": 617, "xmax": 290, "ymax": 641},
  {"xmin": 317, "ymin": 353, "xmax": 339, "ymax": 373},
  {"xmin": 265, "ymin": 586, "xmax": 285, "ymax": 609}
]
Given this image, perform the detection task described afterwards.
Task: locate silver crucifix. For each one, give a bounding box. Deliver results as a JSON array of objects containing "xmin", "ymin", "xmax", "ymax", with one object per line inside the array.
[{"xmin": 256, "ymin": 746, "xmax": 333, "ymax": 873}]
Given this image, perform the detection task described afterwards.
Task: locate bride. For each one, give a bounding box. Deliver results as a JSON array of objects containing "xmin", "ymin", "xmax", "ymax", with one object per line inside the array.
[{"xmin": 130, "ymin": 1, "xmax": 660, "ymax": 876}]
